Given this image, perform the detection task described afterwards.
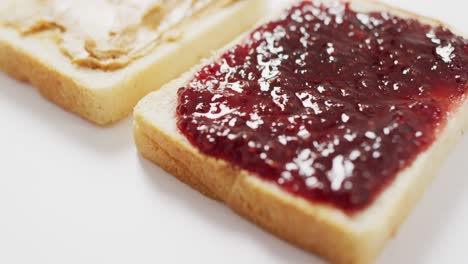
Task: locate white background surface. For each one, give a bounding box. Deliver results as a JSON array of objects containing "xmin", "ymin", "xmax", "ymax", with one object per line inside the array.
[{"xmin": 0, "ymin": 1, "xmax": 467, "ymax": 263}]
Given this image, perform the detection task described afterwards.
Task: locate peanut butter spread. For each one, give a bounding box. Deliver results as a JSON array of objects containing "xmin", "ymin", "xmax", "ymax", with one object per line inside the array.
[{"xmin": 1, "ymin": 0, "xmax": 237, "ymax": 70}]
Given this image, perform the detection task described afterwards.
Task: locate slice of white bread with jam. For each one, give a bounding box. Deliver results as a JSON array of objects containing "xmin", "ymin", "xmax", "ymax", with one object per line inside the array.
[
  {"xmin": 134, "ymin": 0, "xmax": 468, "ymax": 263},
  {"xmin": 0, "ymin": 0, "xmax": 266, "ymax": 125}
]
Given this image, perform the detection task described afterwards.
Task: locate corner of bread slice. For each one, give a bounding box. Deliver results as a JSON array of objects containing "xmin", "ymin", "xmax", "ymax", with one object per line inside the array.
[
  {"xmin": 134, "ymin": 69, "xmax": 237, "ymax": 200},
  {"xmin": 0, "ymin": 0, "xmax": 267, "ymax": 125}
]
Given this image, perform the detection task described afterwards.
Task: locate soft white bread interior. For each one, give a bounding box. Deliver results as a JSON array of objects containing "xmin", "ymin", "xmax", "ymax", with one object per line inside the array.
[
  {"xmin": 0, "ymin": 0, "xmax": 266, "ymax": 125},
  {"xmin": 134, "ymin": 1, "xmax": 468, "ymax": 263}
]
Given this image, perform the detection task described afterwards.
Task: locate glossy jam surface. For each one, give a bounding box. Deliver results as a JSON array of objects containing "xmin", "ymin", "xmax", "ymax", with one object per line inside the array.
[{"xmin": 176, "ymin": 1, "xmax": 468, "ymax": 212}]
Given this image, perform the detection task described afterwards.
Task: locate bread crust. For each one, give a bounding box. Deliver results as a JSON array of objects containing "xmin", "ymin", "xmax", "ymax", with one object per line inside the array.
[
  {"xmin": 134, "ymin": 1, "xmax": 468, "ymax": 263},
  {"xmin": 134, "ymin": 124, "xmax": 379, "ymax": 264},
  {"xmin": 0, "ymin": 0, "xmax": 266, "ymax": 125},
  {"xmin": 0, "ymin": 36, "xmax": 107, "ymax": 123},
  {"xmin": 135, "ymin": 124, "xmax": 222, "ymax": 200}
]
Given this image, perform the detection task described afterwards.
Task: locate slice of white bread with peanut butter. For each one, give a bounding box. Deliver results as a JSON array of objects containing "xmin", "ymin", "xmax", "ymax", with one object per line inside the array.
[
  {"xmin": 134, "ymin": 0, "xmax": 468, "ymax": 263},
  {"xmin": 0, "ymin": 0, "xmax": 266, "ymax": 125}
]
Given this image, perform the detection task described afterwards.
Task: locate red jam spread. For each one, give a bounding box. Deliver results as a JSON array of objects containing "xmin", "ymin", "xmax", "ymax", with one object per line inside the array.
[{"xmin": 176, "ymin": 1, "xmax": 468, "ymax": 212}]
